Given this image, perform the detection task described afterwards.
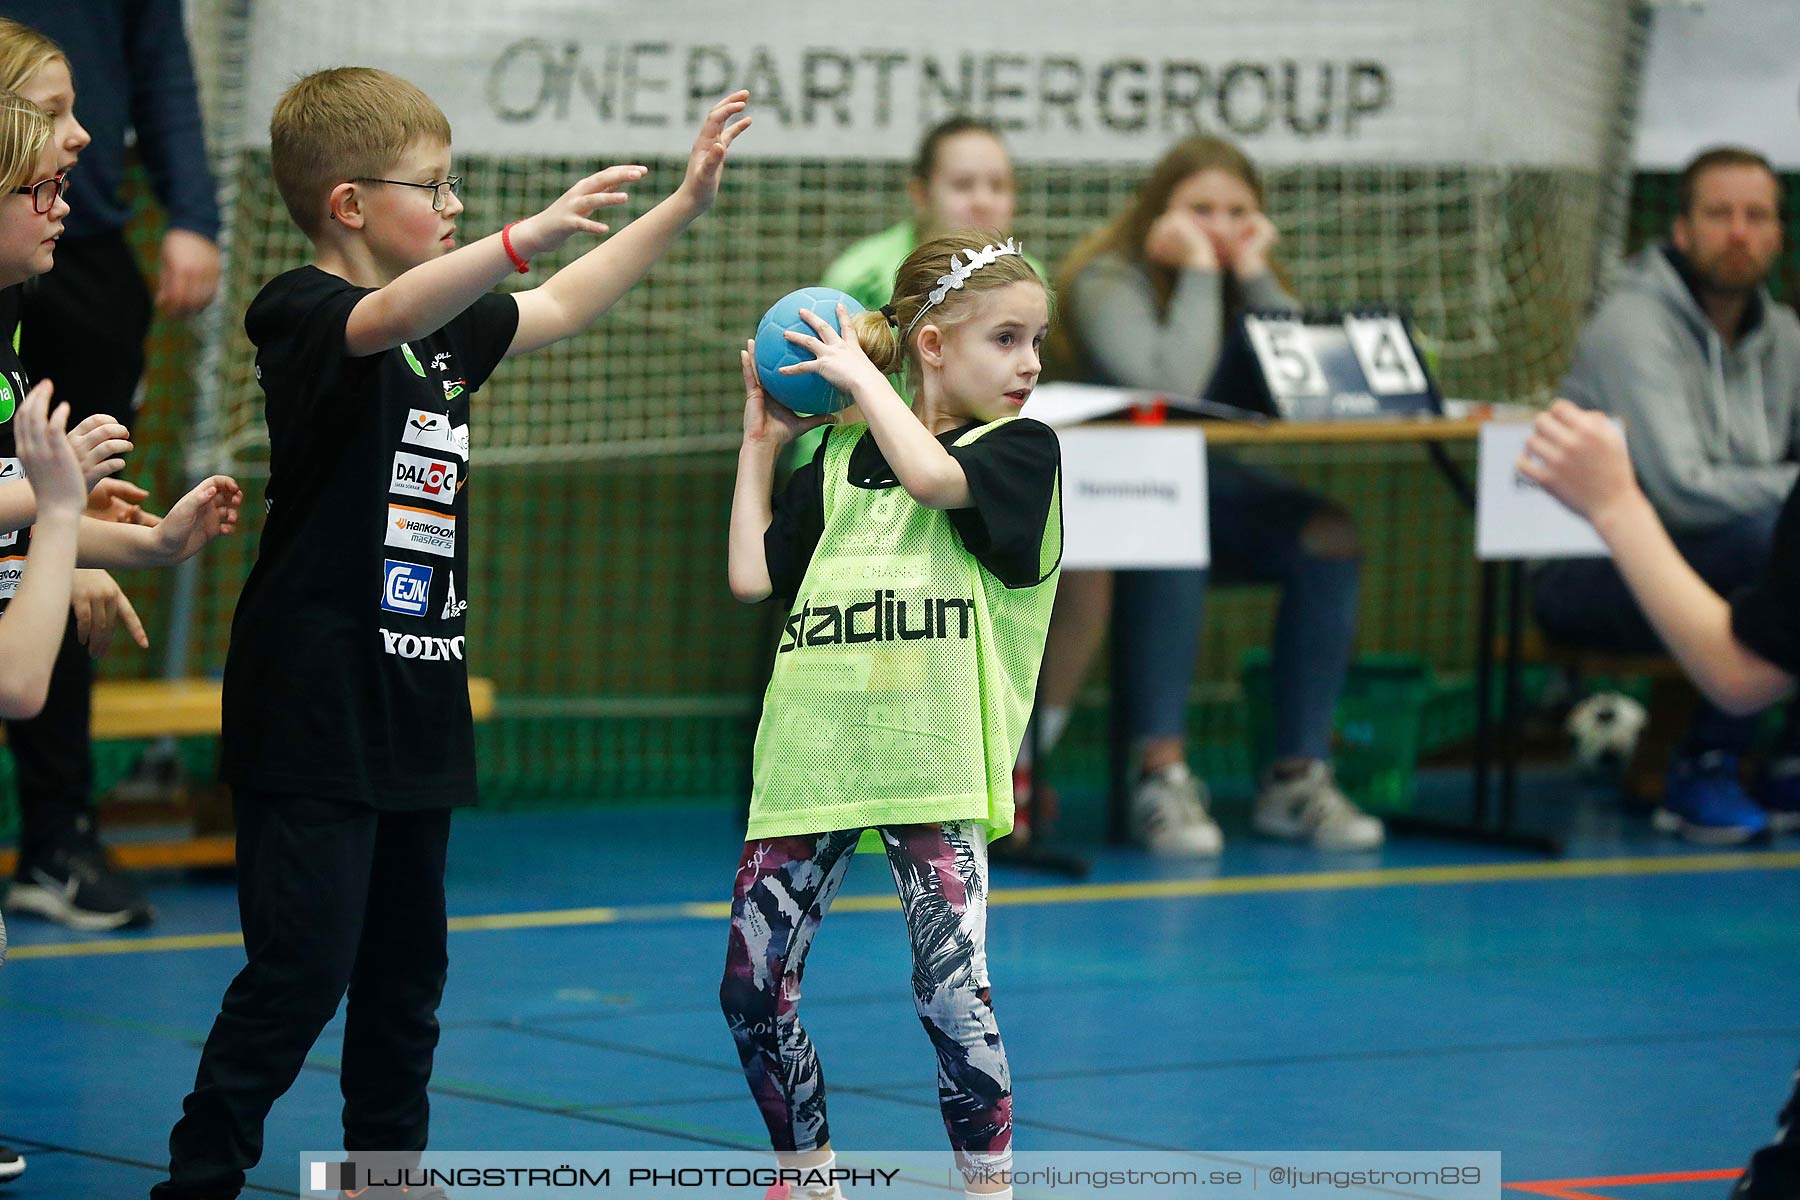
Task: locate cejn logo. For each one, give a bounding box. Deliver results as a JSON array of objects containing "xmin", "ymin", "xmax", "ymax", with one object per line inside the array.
[
  {"xmin": 384, "ymin": 504, "xmax": 456, "ymax": 558},
  {"xmin": 390, "ymin": 450, "xmax": 459, "ymax": 502},
  {"xmin": 401, "ymin": 409, "xmax": 469, "ymax": 461},
  {"xmin": 380, "ymin": 559, "xmax": 434, "ymax": 616}
]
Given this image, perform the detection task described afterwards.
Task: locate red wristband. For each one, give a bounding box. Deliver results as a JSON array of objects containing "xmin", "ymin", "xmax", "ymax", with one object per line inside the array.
[{"xmin": 501, "ymin": 222, "xmax": 530, "ymax": 274}]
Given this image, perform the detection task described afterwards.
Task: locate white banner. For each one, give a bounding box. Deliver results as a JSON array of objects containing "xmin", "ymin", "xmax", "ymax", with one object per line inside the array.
[
  {"xmin": 242, "ymin": 0, "xmax": 1629, "ymax": 166},
  {"xmin": 1058, "ymin": 427, "xmax": 1209, "ymax": 571},
  {"xmin": 1636, "ymin": 0, "xmax": 1800, "ymax": 170}
]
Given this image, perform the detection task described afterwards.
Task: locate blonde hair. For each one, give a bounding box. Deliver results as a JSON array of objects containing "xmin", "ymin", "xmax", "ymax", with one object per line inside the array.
[
  {"xmin": 0, "ymin": 88, "xmax": 51, "ymax": 194},
  {"xmin": 0, "ymin": 19, "xmax": 65, "ymax": 95},
  {"xmin": 271, "ymin": 66, "xmax": 452, "ymax": 237},
  {"xmin": 846, "ymin": 228, "xmax": 1048, "ymax": 380}
]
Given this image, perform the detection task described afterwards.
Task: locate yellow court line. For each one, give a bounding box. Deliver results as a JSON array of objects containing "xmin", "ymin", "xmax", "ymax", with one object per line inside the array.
[{"xmin": 12, "ymin": 849, "xmax": 1800, "ymax": 962}]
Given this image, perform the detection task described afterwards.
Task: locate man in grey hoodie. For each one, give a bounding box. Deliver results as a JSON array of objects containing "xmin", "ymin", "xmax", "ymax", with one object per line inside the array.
[{"xmin": 1535, "ymin": 146, "xmax": 1800, "ymax": 845}]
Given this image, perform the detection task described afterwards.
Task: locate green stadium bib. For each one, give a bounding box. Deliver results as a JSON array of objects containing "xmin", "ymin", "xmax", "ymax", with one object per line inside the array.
[{"xmin": 748, "ymin": 419, "xmax": 1061, "ymax": 843}]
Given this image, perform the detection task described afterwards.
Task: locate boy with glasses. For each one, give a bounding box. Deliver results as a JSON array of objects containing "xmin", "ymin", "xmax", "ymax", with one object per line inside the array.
[{"xmin": 151, "ymin": 67, "xmax": 750, "ymax": 1200}]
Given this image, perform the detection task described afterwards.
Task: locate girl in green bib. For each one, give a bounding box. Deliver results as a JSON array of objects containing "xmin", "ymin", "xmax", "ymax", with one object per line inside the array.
[{"xmin": 724, "ymin": 231, "xmax": 1062, "ymax": 1200}]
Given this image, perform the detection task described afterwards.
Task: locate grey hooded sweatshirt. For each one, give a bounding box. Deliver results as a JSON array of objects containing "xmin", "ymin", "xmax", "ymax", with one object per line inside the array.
[{"xmin": 1559, "ymin": 245, "xmax": 1800, "ymax": 533}]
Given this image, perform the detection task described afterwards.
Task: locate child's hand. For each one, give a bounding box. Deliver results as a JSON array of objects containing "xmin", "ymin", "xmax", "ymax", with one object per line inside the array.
[
  {"xmin": 66, "ymin": 412, "xmax": 133, "ymax": 491},
  {"xmin": 741, "ymin": 339, "xmax": 829, "ymax": 449},
  {"xmin": 510, "ymin": 164, "xmax": 647, "ymax": 260},
  {"xmin": 14, "ymin": 381, "xmax": 87, "ymax": 521},
  {"xmin": 150, "ymin": 474, "xmax": 243, "ymax": 564},
  {"xmin": 85, "ymin": 478, "xmax": 160, "ymax": 526},
  {"xmin": 1233, "ymin": 213, "xmax": 1279, "ymax": 280},
  {"xmin": 677, "ymin": 90, "xmax": 751, "ymax": 214},
  {"xmin": 1517, "ymin": 399, "xmax": 1637, "ymax": 522},
  {"xmin": 71, "ymin": 569, "xmax": 148, "ymax": 657},
  {"xmin": 1145, "ymin": 208, "xmax": 1216, "ymax": 272},
  {"xmin": 780, "ymin": 304, "xmax": 882, "ymax": 396}
]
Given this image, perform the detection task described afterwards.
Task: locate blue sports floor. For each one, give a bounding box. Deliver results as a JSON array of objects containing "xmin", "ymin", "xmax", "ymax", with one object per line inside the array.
[{"xmin": 2, "ymin": 771, "xmax": 1794, "ymax": 1199}]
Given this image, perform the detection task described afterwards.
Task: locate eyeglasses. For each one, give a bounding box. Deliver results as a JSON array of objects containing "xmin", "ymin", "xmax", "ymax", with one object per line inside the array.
[
  {"xmin": 11, "ymin": 171, "xmax": 70, "ymax": 215},
  {"xmin": 350, "ymin": 175, "xmax": 462, "ymax": 212}
]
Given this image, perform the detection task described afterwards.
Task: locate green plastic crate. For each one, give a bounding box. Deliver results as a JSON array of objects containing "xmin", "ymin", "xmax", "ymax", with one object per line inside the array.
[{"xmin": 1241, "ymin": 650, "xmax": 1437, "ymax": 815}]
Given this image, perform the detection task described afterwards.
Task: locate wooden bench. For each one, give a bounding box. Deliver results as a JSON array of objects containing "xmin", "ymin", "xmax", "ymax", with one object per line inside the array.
[{"xmin": 0, "ymin": 677, "xmax": 497, "ymax": 873}]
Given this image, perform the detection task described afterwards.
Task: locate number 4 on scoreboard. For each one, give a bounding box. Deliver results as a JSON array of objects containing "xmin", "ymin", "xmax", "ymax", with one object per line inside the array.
[{"xmin": 1343, "ymin": 314, "xmax": 1428, "ymax": 396}]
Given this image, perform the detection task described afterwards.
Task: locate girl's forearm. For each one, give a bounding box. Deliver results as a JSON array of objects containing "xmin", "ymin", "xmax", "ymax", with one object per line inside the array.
[{"xmin": 729, "ymin": 442, "xmax": 779, "ymax": 602}]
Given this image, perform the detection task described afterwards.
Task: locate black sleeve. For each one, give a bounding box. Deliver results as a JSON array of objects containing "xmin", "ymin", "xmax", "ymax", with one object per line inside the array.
[
  {"xmin": 1730, "ymin": 483, "xmax": 1800, "ymax": 675},
  {"xmin": 244, "ymin": 268, "xmax": 373, "ymax": 399},
  {"xmin": 947, "ymin": 418, "xmax": 1062, "ymax": 588},
  {"xmin": 445, "ymin": 293, "xmax": 522, "ymax": 390},
  {"xmin": 764, "ymin": 435, "xmax": 828, "ymax": 603}
]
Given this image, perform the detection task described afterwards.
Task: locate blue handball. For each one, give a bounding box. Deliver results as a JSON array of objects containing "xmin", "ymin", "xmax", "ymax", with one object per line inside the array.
[{"xmin": 754, "ymin": 287, "xmax": 866, "ymax": 416}]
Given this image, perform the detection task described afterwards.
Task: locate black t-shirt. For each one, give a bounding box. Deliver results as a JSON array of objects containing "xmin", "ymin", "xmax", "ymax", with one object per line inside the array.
[
  {"xmin": 1731, "ymin": 481, "xmax": 1800, "ymax": 675},
  {"xmin": 0, "ymin": 284, "xmax": 30, "ymax": 607},
  {"xmin": 764, "ymin": 417, "xmax": 1061, "ymax": 601},
  {"xmin": 223, "ymin": 266, "xmax": 518, "ymax": 808}
]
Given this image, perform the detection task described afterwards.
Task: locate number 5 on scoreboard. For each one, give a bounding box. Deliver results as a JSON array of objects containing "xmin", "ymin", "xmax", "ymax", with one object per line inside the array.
[
  {"xmin": 1245, "ymin": 316, "xmax": 1328, "ymax": 398},
  {"xmin": 1344, "ymin": 315, "xmax": 1428, "ymax": 395}
]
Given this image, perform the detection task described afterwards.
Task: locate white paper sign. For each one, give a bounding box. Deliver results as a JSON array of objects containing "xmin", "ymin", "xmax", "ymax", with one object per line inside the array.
[
  {"xmin": 1057, "ymin": 427, "xmax": 1209, "ymax": 570},
  {"xmin": 1020, "ymin": 382, "xmax": 1159, "ymax": 428},
  {"xmin": 1475, "ymin": 422, "xmax": 1611, "ymax": 562}
]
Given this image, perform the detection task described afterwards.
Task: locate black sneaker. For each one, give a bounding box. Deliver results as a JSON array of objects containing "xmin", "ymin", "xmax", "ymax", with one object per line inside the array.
[
  {"xmin": 0, "ymin": 1145, "xmax": 24, "ymax": 1181},
  {"xmin": 1733, "ymin": 1143, "xmax": 1800, "ymax": 1198},
  {"xmin": 8, "ymin": 841, "xmax": 155, "ymax": 931}
]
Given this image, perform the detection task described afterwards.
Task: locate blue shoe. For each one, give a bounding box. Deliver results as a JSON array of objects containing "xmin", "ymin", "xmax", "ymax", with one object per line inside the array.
[
  {"xmin": 1654, "ymin": 752, "xmax": 1769, "ymax": 845},
  {"xmin": 1756, "ymin": 756, "xmax": 1800, "ymax": 835}
]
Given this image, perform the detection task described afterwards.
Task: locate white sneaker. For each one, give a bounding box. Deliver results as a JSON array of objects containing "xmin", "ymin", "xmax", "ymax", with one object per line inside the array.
[
  {"xmin": 1253, "ymin": 761, "xmax": 1385, "ymax": 851},
  {"xmin": 1131, "ymin": 763, "xmax": 1223, "ymax": 857},
  {"xmin": 0, "ymin": 1145, "xmax": 24, "ymax": 1181}
]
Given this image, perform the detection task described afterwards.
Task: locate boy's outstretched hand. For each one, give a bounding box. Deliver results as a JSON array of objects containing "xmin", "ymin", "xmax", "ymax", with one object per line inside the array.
[
  {"xmin": 509, "ymin": 164, "xmax": 647, "ymax": 261},
  {"xmin": 150, "ymin": 474, "xmax": 244, "ymax": 564},
  {"xmin": 679, "ymin": 90, "xmax": 751, "ymax": 214}
]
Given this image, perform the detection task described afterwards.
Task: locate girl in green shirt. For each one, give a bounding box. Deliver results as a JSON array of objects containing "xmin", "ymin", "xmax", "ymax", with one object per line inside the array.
[{"xmin": 725, "ymin": 231, "xmax": 1062, "ymax": 1200}]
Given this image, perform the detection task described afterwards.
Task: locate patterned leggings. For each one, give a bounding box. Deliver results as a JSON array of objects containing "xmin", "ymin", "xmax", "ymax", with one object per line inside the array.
[{"xmin": 720, "ymin": 821, "xmax": 1012, "ymax": 1156}]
